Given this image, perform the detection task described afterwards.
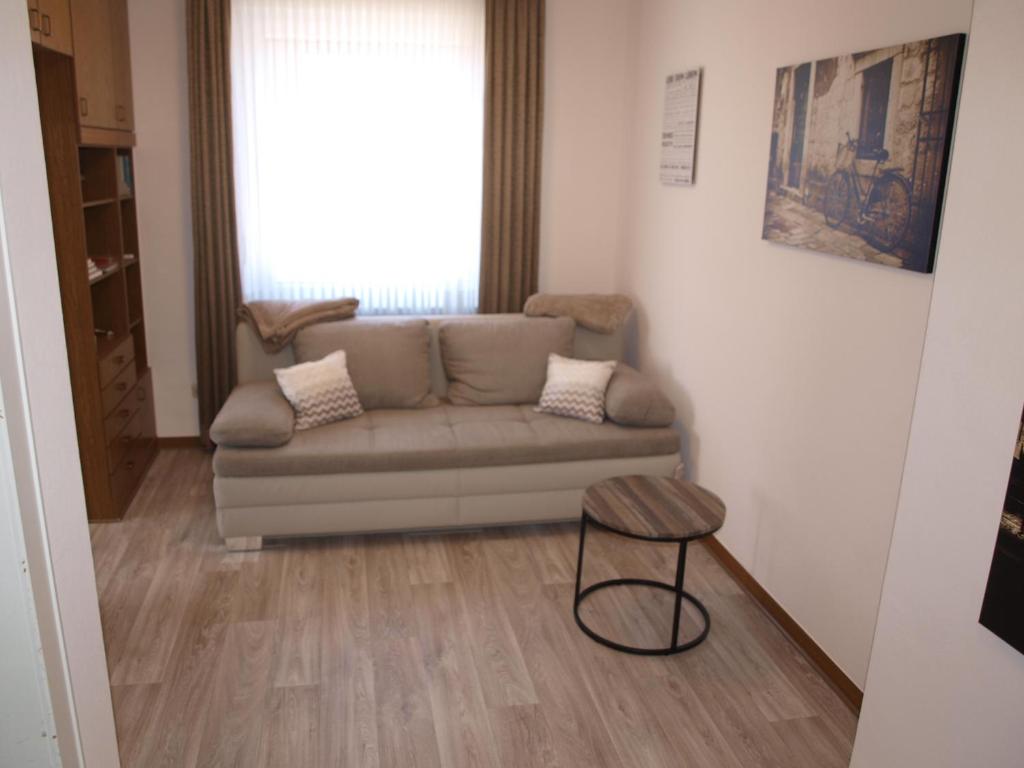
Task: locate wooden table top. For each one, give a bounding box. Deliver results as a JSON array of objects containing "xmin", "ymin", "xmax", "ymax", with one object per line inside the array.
[{"xmin": 582, "ymin": 476, "xmax": 726, "ymax": 542}]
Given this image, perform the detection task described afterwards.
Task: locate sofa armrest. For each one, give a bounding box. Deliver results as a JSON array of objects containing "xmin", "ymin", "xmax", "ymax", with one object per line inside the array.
[
  {"xmin": 210, "ymin": 381, "xmax": 295, "ymax": 447},
  {"xmin": 605, "ymin": 364, "xmax": 676, "ymax": 427}
]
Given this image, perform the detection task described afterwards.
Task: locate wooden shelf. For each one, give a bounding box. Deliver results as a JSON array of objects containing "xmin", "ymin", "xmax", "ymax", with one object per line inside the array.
[
  {"xmin": 34, "ymin": 6, "xmax": 153, "ymax": 524},
  {"xmin": 83, "ymin": 196, "xmax": 117, "ymax": 208},
  {"xmin": 87, "ymin": 261, "xmax": 120, "ymax": 285}
]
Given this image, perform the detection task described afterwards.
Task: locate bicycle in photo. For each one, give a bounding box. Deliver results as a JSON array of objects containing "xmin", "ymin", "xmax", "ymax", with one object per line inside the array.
[{"xmin": 823, "ymin": 132, "xmax": 912, "ymax": 254}]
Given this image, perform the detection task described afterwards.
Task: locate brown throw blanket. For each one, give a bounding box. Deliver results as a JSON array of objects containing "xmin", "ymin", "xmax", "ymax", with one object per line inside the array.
[
  {"xmin": 238, "ymin": 298, "xmax": 359, "ymax": 352},
  {"xmin": 523, "ymin": 293, "xmax": 633, "ymax": 334}
]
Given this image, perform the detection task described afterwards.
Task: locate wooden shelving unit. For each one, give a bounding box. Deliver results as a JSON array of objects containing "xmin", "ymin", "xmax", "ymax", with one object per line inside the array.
[{"xmin": 32, "ymin": 9, "xmax": 156, "ymax": 522}]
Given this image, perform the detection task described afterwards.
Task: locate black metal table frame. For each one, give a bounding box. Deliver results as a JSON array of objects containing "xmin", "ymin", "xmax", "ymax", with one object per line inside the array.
[{"xmin": 573, "ymin": 511, "xmax": 711, "ymax": 656}]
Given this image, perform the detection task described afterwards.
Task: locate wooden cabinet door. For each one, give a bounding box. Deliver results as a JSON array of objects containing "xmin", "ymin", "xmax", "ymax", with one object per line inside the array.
[
  {"xmin": 38, "ymin": 0, "xmax": 74, "ymax": 56},
  {"xmin": 27, "ymin": 0, "xmax": 42, "ymax": 45},
  {"xmin": 69, "ymin": 0, "xmax": 117, "ymax": 130},
  {"xmin": 108, "ymin": 0, "xmax": 134, "ymax": 130}
]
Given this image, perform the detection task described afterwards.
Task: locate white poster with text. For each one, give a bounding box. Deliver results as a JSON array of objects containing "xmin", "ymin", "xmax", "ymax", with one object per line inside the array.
[{"xmin": 660, "ymin": 68, "xmax": 702, "ymax": 186}]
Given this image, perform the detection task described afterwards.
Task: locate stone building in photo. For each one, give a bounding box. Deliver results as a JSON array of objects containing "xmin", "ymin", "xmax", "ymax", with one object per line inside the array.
[{"xmin": 763, "ymin": 34, "xmax": 964, "ymax": 272}]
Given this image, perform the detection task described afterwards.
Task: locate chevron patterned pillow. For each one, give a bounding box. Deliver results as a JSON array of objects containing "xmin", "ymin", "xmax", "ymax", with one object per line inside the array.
[
  {"xmin": 536, "ymin": 354, "xmax": 617, "ymax": 424},
  {"xmin": 274, "ymin": 350, "xmax": 364, "ymax": 430}
]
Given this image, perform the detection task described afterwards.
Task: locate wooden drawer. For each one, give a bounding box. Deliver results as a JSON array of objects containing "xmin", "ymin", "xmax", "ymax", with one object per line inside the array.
[
  {"xmin": 98, "ymin": 335, "xmax": 134, "ymax": 387},
  {"xmin": 103, "ymin": 369, "xmax": 150, "ymax": 443},
  {"xmin": 101, "ymin": 360, "xmax": 136, "ymax": 416},
  {"xmin": 108, "ymin": 372, "xmax": 155, "ymax": 512},
  {"xmin": 104, "ymin": 400, "xmax": 135, "ymax": 445},
  {"xmin": 107, "ymin": 402, "xmax": 143, "ymax": 471},
  {"xmin": 110, "ymin": 444, "xmax": 143, "ymax": 511}
]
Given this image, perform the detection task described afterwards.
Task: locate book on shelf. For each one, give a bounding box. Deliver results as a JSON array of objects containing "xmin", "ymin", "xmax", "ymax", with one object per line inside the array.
[{"xmin": 116, "ymin": 155, "xmax": 134, "ymax": 197}]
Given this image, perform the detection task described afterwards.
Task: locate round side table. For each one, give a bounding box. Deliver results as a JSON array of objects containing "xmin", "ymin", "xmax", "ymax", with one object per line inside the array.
[{"xmin": 573, "ymin": 475, "xmax": 726, "ymax": 655}]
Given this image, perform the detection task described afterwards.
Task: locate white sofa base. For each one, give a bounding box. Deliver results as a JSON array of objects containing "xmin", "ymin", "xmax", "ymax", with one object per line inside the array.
[{"xmin": 215, "ymin": 453, "xmax": 681, "ymax": 542}]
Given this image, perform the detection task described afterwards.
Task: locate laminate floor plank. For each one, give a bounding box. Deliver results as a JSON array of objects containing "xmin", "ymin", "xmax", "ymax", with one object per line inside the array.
[
  {"xmin": 403, "ymin": 533, "xmax": 454, "ymax": 585},
  {"xmin": 259, "ymin": 685, "xmax": 320, "ymax": 768},
  {"xmin": 444, "ymin": 533, "xmax": 539, "ymax": 709},
  {"xmin": 479, "ymin": 530, "xmax": 627, "ymax": 768},
  {"xmin": 195, "ymin": 619, "xmax": 276, "ymax": 768},
  {"xmin": 272, "ymin": 542, "xmax": 324, "ymax": 688},
  {"xmin": 413, "ymin": 582, "xmax": 501, "ymax": 768},
  {"xmin": 319, "ymin": 536, "xmax": 379, "ymax": 768},
  {"xmin": 367, "ymin": 536, "xmax": 442, "ymax": 766},
  {"xmin": 91, "ymin": 449, "xmax": 857, "ymax": 768}
]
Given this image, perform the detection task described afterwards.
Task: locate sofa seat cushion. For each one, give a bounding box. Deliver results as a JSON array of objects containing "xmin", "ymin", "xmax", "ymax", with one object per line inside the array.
[{"xmin": 213, "ymin": 404, "xmax": 679, "ymax": 478}]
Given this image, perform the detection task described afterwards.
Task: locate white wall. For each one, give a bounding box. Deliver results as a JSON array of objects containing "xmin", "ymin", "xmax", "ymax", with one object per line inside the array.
[
  {"xmin": 617, "ymin": 0, "xmax": 972, "ymax": 687},
  {"xmin": 0, "ymin": 3, "xmax": 121, "ymax": 764},
  {"xmin": 539, "ymin": 0, "xmax": 635, "ymax": 294},
  {"xmin": 129, "ymin": 0, "xmax": 199, "ymax": 438},
  {"xmin": 0, "ymin": 376, "xmax": 58, "ymax": 768},
  {"xmin": 851, "ymin": 0, "xmax": 1024, "ymax": 763}
]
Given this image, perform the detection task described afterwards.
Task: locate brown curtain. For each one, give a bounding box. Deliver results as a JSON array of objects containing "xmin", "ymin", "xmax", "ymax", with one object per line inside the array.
[
  {"xmin": 187, "ymin": 0, "xmax": 242, "ymax": 444},
  {"xmin": 479, "ymin": 0, "xmax": 545, "ymax": 314}
]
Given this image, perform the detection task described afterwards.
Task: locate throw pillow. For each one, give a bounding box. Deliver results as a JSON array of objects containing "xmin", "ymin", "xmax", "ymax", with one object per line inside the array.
[
  {"xmin": 536, "ymin": 353, "xmax": 617, "ymax": 424},
  {"xmin": 274, "ymin": 351, "xmax": 364, "ymax": 430}
]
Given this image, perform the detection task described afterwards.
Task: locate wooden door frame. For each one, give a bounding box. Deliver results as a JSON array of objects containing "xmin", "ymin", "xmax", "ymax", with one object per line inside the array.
[{"xmin": 0, "ymin": 4, "xmax": 121, "ymax": 767}]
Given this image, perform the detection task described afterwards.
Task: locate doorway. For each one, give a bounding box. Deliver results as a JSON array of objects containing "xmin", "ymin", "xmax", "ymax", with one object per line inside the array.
[{"xmin": 787, "ymin": 62, "xmax": 811, "ymax": 188}]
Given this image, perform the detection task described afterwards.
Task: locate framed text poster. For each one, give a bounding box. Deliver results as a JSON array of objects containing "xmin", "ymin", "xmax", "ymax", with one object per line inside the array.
[{"xmin": 660, "ymin": 68, "xmax": 702, "ymax": 186}]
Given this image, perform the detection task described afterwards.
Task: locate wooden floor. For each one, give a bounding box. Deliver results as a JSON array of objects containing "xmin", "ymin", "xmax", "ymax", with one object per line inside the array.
[{"xmin": 90, "ymin": 448, "xmax": 857, "ymax": 767}]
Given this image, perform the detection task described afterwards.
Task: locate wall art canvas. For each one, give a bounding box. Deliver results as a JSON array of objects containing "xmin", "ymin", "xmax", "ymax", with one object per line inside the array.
[
  {"xmin": 979, "ymin": 408, "xmax": 1024, "ymax": 655},
  {"xmin": 762, "ymin": 34, "xmax": 965, "ymax": 273}
]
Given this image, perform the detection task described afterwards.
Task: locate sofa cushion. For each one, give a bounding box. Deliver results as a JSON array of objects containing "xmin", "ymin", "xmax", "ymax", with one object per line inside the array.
[
  {"xmin": 605, "ymin": 364, "xmax": 676, "ymax": 427},
  {"xmin": 536, "ymin": 354, "xmax": 617, "ymax": 424},
  {"xmin": 213, "ymin": 404, "xmax": 679, "ymax": 477},
  {"xmin": 439, "ymin": 315, "xmax": 575, "ymax": 405},
  {"xmin": 210, "ymin": 381, "xmax": 295, "ymax": 447},
  {"xmin": 275, "ymin": 350, "xmax": 364, "ymax": 430},
  {"xmin": 294, "ymin": 318, "xmax": 436, "ymax": 409}
]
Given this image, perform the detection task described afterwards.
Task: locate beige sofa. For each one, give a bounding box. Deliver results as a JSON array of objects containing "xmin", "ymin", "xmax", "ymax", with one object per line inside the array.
[{"xmin": 210, "ymin": 314, "xmax": 681, "ymax": 549}]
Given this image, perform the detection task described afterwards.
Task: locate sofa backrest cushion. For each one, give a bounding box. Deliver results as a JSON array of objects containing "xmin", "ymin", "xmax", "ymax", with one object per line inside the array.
[
  {"xmin": 439, "ymin": 315, "xmax": 575, "ymax": 405},
  {"xmin": 293, "ymin": 318, "xmax": 436, "ymax": 409},
  {"xmin": 235, "ymin": 313, "xmax": 631, "ymax": 398}
]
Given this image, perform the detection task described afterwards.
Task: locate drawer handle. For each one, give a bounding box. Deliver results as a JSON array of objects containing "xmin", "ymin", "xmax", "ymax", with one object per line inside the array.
[
  {"xmin": 113, "ymin": 354, "xmax": 126, "ymax": 365},
  {"xmin": 118, "ymin": 409, "xmax": 130, "ymax": 419},
  {"xmin": 137, "ymin": 389, "xmax": 146, "ymax": 402},
  {"xmin": 124, "ymin": 461, "xmax": 136, "ymax": 471},
  {"xmin": 115, "ymin": 382, "xmax": 128, "ymax": 392},
  {"xmin": 80, "ymin": 98, "xmax": 88, "ymax": 117},
  {"xmin": 41, "ymin": 13, "xmax": 51, "ymax": 36},
  {"xmin": 29, "ymin": 9, "xmax": 41, "ymax": 32},
  {"xmin": 121, "ymin": 435, "xmax": 132, "ymax": 444},
  {"xmin": 116, "ymin": 105, "xmax": 125, "ymax": 122}
]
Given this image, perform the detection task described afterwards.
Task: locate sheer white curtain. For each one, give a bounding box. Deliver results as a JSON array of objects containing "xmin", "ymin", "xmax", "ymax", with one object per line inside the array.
[{"xmin": 230, "ymin": 0, "xmax": 485, "ymax": 314}]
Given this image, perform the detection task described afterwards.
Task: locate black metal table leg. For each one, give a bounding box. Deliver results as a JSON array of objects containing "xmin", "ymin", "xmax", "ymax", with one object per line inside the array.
[
  {"xmin": 669, "ymin": 541, "xmax": 688, "ymax": 648},
  {"xmin": 572, "ymin": 517, "xmax": 711, "ymax": 656},
  {"xmin": 574, "ymin": 513, "xmax": 588, "ymax": 605}
]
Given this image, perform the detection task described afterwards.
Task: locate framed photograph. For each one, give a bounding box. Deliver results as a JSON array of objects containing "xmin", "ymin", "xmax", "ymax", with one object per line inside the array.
[
  {"xmin": 980, "ymin": 408, "xmax": 1024, "ymax": 655},
  {"xmin": 762, "ymin": 34, "xmax": 965, "ymax": 273}
]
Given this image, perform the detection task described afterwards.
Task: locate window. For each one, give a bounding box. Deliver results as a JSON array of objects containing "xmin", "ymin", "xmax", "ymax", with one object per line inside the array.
[
  {"xmin": 230, "ymin": 0, "xmax": 485, "ymax": 314},
  {"xmin": 858, "ymin": 58, "xmax": 893, "ymax": 159}
]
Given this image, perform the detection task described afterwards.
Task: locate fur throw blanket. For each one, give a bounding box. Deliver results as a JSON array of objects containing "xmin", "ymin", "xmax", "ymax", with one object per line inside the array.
[
  {"xmin": 238, "ymin": 298, "xmax": 359, "ymax": 352},
  {"xmin": 523, "ymin": 293, "xmax": 633, "ymax": 334}
]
